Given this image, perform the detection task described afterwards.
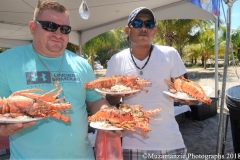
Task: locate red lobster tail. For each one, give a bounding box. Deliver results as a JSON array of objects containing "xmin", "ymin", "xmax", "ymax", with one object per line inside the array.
[
  {"xmin": 164, "ymin": 78, "xmax": 212, "ymax": 105},
  {"xmin": 88, "ymin": 104, "xmax": 161, "ymax": 137},
  {"xmin": 84, "ymin": 75, "xmax": 151, "ymax": 92},
  {"xmin": 0, "ymin": 88, "xmax": 72, "ymax": 122}
]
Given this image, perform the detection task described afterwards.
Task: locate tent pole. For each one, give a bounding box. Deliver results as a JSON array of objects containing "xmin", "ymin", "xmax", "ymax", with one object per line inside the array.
[
  {"xmin": 216, "ymin": 3, "xmax": 232, "ymax": 157},
  {"xmin": 78, "ymin": 31, "xmax": 83, "ymax": 56},
  {"xmin": 221, "ymin": 113, "xmax": 230, "ymax": 158},
  {"xmin": 214, "ymin": 18, "xmax": 219, "ymax": 100}
]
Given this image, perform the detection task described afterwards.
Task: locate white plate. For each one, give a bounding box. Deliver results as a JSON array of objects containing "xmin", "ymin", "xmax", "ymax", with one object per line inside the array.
[
  {"xmin": 0, "ymin": 114, "xmax": 43, "ymax": 123},
  {"xmin": 95, "ymin": 88, "xmax": 140, "ymax": 95},
  {"xmin": 90, "ymin": 121, "xmax": 123, "ymax": 130},
  {"xmin": 163, "ymin": 86, "xmax": 213, "ymax": 100}
]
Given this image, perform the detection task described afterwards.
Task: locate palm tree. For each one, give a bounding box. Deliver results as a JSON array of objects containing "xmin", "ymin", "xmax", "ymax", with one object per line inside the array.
[
  {"xmin": 218, "ymin": 25, "xmax": 227, "ymax": 59},
  {"xmin": 155, "ymin": 20, "xmax": 177, "ymax": 46},
  {"xmin": 155, "ymin": 19, "xmax": 201, "ymax": 57},
  {"xmin": 194, "ymin": 21, "xmax": 215, "ymax": 69},
  {"xmin": 218, "ymin": 25, "xmax": 240, "ymax": 63},
  {"xmin": 82, "ymin": 30, "xmax": 120, "ymax": 69},
  {"xmin": 184, "ymin": 44, "xmax": 202, "ymax": 64},
  {"xmin": 231, "ymin": 27, "xmax": 240, "ymax": 61},
  {"xmin": 0, "ymin": 48, "xmax": 8, "ymax": 53},
  {"xmin": 67, "ymin": 43, "xmax": 79, "ymax": 54}
]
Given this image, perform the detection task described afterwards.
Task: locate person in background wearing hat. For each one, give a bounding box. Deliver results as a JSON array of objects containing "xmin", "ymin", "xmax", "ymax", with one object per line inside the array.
[{"xmin": 106, "ymin": 7, "xmax": 192, "ymax": 159}]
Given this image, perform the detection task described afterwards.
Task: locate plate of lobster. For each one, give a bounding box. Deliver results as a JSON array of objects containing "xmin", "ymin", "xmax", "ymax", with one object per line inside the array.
[
  {"xmin": 163, "ymin": 86, "xmax": 213, "ymax": 101},
  {"xmin": 95, "ymin": 88, "xmax": 140, "ymax": 95},
  {"xmin": 84, "ymin": 75, "xmax": 152, "ymax": 93},
  {"xmin": 164, "ymin": 78, "xmax": 213, "ymax": 105},
  {"xmin": 0, "ymin": 87, "xmax": 72, "ymax": 123},
  {"xmin": 0, "ymin": 114, "xmax": 43, "ymax": 123},
  {"xmin": 90, "ymin": 121, "xmax": 123, "ymax": 130},
  {"xmin": 88, "ymin": 104, "xmax": 162, "ymax": 137}
]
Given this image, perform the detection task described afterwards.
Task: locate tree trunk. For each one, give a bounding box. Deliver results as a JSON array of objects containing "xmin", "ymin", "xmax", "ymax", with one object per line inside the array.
[
  {"xmin": 90, "ymin": 50, "xmax": 96, "ymax": 70},
  {"xmin": 203, "ymin": 58, "xmax": 207, "ymax": 69}
]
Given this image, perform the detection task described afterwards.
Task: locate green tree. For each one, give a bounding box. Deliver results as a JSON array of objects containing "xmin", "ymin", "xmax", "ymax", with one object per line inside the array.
[
  {"xmin": 231, "ymin": 27, "xmax": 240, "ymax": 61},
  {"xmin": 0, "ymin": 48, "xmax": 8, "ymax": 53},
  {"xmin": 67, "ymin": 43, "xmax": 79, "ymax": 54},
  {"xmin": 82, "ymin": 30, "xmax": 120, "ymax": 69},
  {"xmin": 155, "ymin": 19, "xmax": 201, "ymax": 57},
  {"xmin": 184, "ymin": 44, "xmax": 202, "ymax": 64},
  {"xmin": 218, "ymin": 25, "xmax": 227, "ymax": 59},
  {"xmin": 194, "ymin": 21, "xmax": 215, "ymax": 69}
]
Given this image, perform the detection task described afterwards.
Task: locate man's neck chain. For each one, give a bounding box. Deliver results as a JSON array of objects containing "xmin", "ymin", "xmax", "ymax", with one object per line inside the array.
[
  {"xmin": 130, "ymin": 45, "xmax": 153, "ymax": 75},
  {"xmin": 33, "ymin": 45, "xmax": 65, "ymax": 88}
]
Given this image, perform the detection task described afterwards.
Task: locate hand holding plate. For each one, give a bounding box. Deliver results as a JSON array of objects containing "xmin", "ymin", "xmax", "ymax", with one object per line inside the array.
[
  {"xmin": 173, "ymin": 97, "xmax": 199, "ymax": 105},
  {"xmin": 0, "ymin": 121, "xmax": 36, "ymax": 136}
]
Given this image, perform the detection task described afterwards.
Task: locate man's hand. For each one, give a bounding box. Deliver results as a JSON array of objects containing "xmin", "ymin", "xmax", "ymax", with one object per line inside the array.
[
  {"xmin": 110, "ymin": 91, "xmax": 139, "ymax": 97},
  {"xmin": 0, "ymin": 121, "xmax": 36, "ymax": 136},
  {"xmin": 173, "ymin": 97, "xmax": 199, "ymax": 105},
  {"xmin": 106, "ymin": 91, "xmax": 140, "ymax": 106}
]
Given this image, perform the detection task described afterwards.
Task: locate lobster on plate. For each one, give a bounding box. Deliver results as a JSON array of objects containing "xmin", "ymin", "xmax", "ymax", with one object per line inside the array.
[
  {"xmin": 164, "ymin": 77, "xmax": 211, "ymax": 105},
  {"xmin": 84, "ymin": 74, "xmax": 151, "ymax": 92},
  {"xmin": 88, "ymin": 104, "xmax": 161, "ymax": 137},
  {"xmin": 0, "ymin": 87, "xmax": 72, "ymax": 122}
]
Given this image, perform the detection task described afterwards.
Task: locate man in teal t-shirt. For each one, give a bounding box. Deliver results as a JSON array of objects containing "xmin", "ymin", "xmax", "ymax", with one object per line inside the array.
[{"xmin": 0, "ymin": 1, "xmax": 122, "ymax": 159}]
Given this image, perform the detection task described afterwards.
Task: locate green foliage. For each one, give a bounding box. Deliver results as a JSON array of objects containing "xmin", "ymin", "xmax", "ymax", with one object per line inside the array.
[
  {"xmin": 66, "ymin": 43, "xmax": 79, "ymax": 54},
  {"xmin": 81, "ymin": 28, "xmax": 128, "ymax": 69},
  {"xmin": 231, "ymin": 27, "xmax": 240, "ymax": 58},
  {"xmin": 0, "ymin": 48, "xmax": 8, "ymax": 53},
  {"xmin": 81, "ymin": 30, "xmax": 122, "ymax": 69},
  {"xmin": 154, "ymin": 19, "xmax": 202, "ymax": 57},
  {"xmin": 231, "ymin": 28, "xmax": 240, "ymax": 47},
  {"xmin": 83, "ymin": 30, "xmax": 120, "ymax": 53},
  {"xmin": 95, "ymin": 47, "xmax": 114, "ymax": 68},
  {"xmin": 79, "ymin": 19, "xmax": 239, "ymax": 70},
  {"xmin": 237, "ymin": 51, "xmax": 240, "ymax": 61},
  {"xmin": 184, "ymin": 62, "xmax": 224, "ymax": 68}
]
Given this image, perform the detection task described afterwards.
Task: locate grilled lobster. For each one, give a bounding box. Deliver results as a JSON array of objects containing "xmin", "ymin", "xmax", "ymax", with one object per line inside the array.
[
  {"xmin": 84, "ymin": 74, "xmax": 151, "ymax": 92},
  {"xmin": 88, "ymin": 104, "xmax": 161, "ymax": 137},
  {"xmin": 164, "ymin": 77, "xmax": 211, "ymax": 104},
  {"xmin": 0, "ymin": 87, "xmax": 72, "ymax": 122}
]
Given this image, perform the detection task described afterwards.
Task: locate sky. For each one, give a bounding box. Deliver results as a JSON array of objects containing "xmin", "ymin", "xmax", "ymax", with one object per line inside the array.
[{"xmin": 219, "ymin": 0, "xmax": 240, "ymax": 30}]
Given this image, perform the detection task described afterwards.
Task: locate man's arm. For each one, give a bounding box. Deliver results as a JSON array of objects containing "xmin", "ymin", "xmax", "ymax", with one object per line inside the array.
[
  {"xmin": 86, "ymin": 98, "xmax": 109, "ymax": 115},
  {"xmin": 105, "ymin": 94, "xmax": 122, "ymax": 106}
]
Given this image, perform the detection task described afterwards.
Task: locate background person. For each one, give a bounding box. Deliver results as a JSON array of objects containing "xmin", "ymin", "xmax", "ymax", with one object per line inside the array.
[{"xmin": 0, "ymin": 1, "xmax": 121, "ymax": 159}]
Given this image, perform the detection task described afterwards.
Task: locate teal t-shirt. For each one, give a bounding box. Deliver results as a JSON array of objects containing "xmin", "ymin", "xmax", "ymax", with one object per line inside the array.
[{"xmin": 0, "ymin": 44, "xmax": 102, "ymax": 160}]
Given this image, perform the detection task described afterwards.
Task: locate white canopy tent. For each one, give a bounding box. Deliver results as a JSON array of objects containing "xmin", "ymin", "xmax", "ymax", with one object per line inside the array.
[{"xmin": 0, "ymin": 0, "xmax": 217, "ymax": 48}]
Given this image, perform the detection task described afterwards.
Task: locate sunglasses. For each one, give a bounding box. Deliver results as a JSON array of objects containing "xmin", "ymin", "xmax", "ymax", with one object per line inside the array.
[
  {"xmin": 35, "ymin": 21, "xmax": 71, "ymax": 34},
  {"xmin": 131, "ymin": 19, "xmax": 155, "ymax": 29}
]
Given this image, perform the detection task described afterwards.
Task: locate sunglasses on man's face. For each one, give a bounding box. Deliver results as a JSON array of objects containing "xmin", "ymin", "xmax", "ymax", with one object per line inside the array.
[
  {"xmin": 35, "ymin": 21, "xmax": 71, "ymax": 34},
  {"xmin": 131, "ymin": 19, "xmax": 155, "ymax": 29}
]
